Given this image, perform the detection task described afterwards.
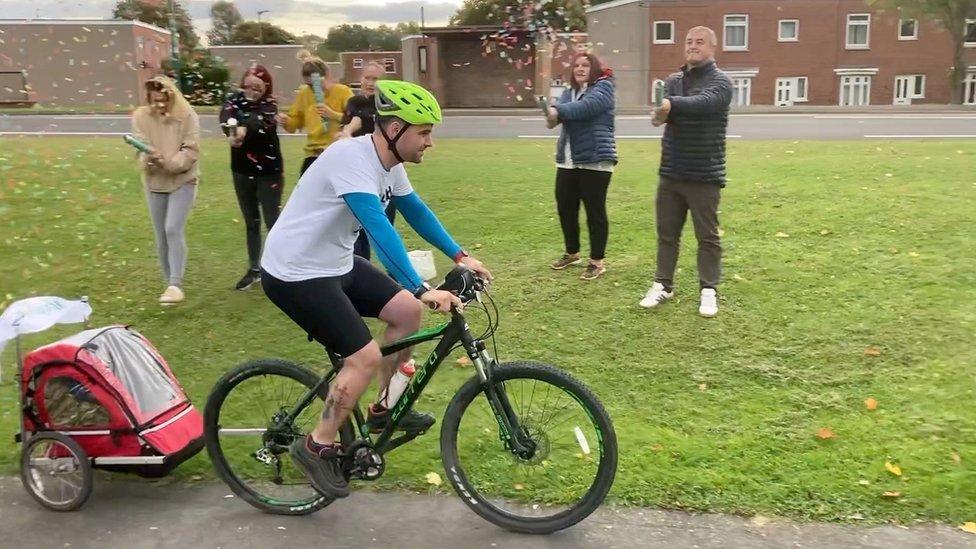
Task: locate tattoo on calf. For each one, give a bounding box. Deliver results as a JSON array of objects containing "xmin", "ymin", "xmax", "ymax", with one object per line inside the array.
[{"xmin": 321, "ymin": 385, "xmax": 352, "ymax": 422}]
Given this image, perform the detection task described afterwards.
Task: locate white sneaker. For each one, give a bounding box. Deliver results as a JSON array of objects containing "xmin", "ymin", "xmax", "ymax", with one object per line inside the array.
[
  {"xmin": 699, "ymin": 288, "xmax": 718, "ymax": 317},
  {"xmin": 159, "ymin": 285, "xmax": 185, "ymax": 305},
  {"xmin": 639, "ymin": 282, "xmax": 674, "ymax": 308}
]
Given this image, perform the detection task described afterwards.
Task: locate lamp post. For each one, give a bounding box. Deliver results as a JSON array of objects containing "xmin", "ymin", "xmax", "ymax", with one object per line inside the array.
[
  {"xmin": 168, "ymin": 0, "xmax": 182, "ymax": 91},
  {"xmin": 257, "ymin": 10, "xmax": 270, "ymax": 45}
]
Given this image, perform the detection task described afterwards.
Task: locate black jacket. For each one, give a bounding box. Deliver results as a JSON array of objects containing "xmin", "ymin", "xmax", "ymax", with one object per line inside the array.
[
  {"xmin": 219, "ymin": 91, "xmax": 283, "ymax": 176},
  {"xmin": 660, "ymin": 60, "xmax": 732, "ymax": 186}
]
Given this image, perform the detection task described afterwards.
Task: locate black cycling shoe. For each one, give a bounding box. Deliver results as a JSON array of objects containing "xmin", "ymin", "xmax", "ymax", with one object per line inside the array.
[
  {"xmin": 289, "ymin": 436, "xmax": 349, "ymax": 498},
  {"xmin": 235, "ymin": 269, "xmax": 262, "ymax": 291},
  {"xmin": 366, "ymin": 404, "xmax": 435, "ymax": 434}
]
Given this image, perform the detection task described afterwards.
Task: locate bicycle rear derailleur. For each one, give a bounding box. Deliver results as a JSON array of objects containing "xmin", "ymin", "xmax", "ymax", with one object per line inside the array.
[{"xmin": 344, "ymin": 440, "xmax": 385, "ymax": 481}]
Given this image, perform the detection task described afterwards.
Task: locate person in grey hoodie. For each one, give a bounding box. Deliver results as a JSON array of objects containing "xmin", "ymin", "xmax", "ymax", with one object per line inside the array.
[{"xmin": 545, "ymin": 53, "xmax": 618, "ymax": 281}]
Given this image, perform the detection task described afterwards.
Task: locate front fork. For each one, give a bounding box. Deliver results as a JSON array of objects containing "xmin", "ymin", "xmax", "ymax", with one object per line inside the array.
[{"xmin": 461, "ymin": 332, "xmax": 536, "ymax": 459}]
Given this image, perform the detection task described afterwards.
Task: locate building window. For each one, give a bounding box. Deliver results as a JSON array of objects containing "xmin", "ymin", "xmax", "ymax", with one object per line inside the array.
[
  {"xmin": 778, "ymin": 20, "xmax": 799, "ymax": 42},
  {"xmin": 352, "ymin": 58, "xmax": 364, "ymax": 69},
  {"xmin": 731, "ymin": 77, "xmax": 751, "ymax": 106},
  {"xmin": 898, "ymin": 18, "xmax": 917, "ymax": 40},
  {"xmin": 418, "ymin": 46, "xmax": 428, "ymax": 74},
  {"xmin": 966, "ymin": 19, "xmax": 976, "ymax": 46},
  {"xmin": 384, "ymin": 58, "xmax": 397, "ymax": 73},
  {"xmin": 840, "ymin": 75, "xmax": 871, "ymax": 106},
  {"xmin": 846, "ymin": 14, "xmax": 870, "ymax": 49},
  {"xmin": 654, "ymin": 21, "xmax": 675, "ymax": 44},
  {"xmin": 724, "ymin": 14, "xmax": 748, "ymax": 51},
  {"xmin": 963, "ymin": 72, "xmax": 976, "ymax": 105},
  {"xmin": 894, "ymin": 74, "xmax": 925, "ymax": 104}
]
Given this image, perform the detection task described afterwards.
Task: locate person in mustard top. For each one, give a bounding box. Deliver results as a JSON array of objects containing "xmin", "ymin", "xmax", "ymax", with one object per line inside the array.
[{"xmin": 276, "ymin": 50, "xmax": 353, "ymax": 176}]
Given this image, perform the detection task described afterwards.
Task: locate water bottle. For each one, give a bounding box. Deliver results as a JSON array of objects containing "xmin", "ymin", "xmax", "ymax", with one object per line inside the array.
[{"xmin": 383, "ymin": 359, "xmax": 416, "ymax": 408}]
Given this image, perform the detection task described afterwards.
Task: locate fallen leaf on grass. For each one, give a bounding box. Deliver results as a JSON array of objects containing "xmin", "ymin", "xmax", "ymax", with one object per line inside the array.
[
  {"xmin": 864, "ymin": 397, "xmax": 878, "ymax": 411},
  {"xmin": 952, "ymin": 451, "xmax": 962, "ymax": 464},
  {"xmin": 858, "ymin": 480, "xmax": 870, "ymax": 486},
  {"xmin": 882, "ymin": 491, "xmax": 901, "ymax": 498},
  {"xmin": 513, "ymin": 483, "xmax": 525, "ymax": 491},
  {"xmin": 885, "ymin": 462, "xmax": 902, "ymax": 477},
  {"xmin": 456, "ymin": 356, "xmax": 471, "ymax": 367},
  {"xmin": 820, "ymin": 229, "xmax": 831, "ymax": 235},
  {"xmin": 959, "ymin": 522, "xmax": 976, "ymax": 534},
  {"xmin": 425, "ymin": 472, "xmax": 442, "ymax": 486},
  {"xmin": 816, "ymin": 428, "xmax": 836, "ymax": 440},
  {"xmin": 775, "ymin": 232, "xmax": 790, "ymax": 238},
  {"xmin": 649, "ymin": 444, "xmax": 664, "ymax": 453},
  {"xmin": 864, "ymin": 347, "xmax": 882, "ymax": 357}
]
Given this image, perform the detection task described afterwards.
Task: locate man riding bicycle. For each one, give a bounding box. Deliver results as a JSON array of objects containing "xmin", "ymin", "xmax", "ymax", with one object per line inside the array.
[{"xmin": 259, "ymin": 80, "xmax": 492, "ymax": 499}]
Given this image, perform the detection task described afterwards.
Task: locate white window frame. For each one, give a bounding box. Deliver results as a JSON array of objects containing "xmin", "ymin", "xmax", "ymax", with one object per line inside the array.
[
  {"xmin": 723, "ymin": 14, "xmax": 749, "ymax": 51},
  {"xmin": 846, "ymin": 13, "xmax": 871, "ymax": 50},
  {"xmin": 838, "ymin": 74, "xmax": 872, "ymax": 106},
  {"xmin": 963, "ymin": 71, "xmax": 976, "ymax": 105},
  {"xmin": 352, "ymin": 58, "xmax": 364, "ymax": 69},
  {"xmin": 730, "ymin": 77, "xmax": 752, "ymax": 106},
  {"xmin": 383, "ymin": 57, "xmax": 397, "ymax": 74},
  {"xmin": 778, "ymin": 19, "xmax": 799, "ymax": 42},
  {"xmin": 653, "ymin": 20, "xmax": 675, "ymax": 44},
  {"xmin": 898, "ymin": 18, "xmax": 918, "ymax": 41},
  {"xmin": 966, "ymin": 19, "xmax": 976, "ymax": 47},
  {"xmin": 774, "ymin": 76, "xmax": 808, "ymax": 106}
]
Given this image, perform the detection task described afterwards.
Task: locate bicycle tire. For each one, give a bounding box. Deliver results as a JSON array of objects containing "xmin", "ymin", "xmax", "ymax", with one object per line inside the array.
[
  {"xmin": 440, "ymin": 361, "xmax": 617, "ymax": 534},
  {"xmin": 204, "ymin": 358, "xmax": 355, "ymax": 515}
]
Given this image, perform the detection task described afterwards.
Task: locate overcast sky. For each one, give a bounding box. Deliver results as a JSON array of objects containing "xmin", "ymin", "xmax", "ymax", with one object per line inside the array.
[{"xmin": 1, "ymin": 0, "xmax": 462, "ymax": 40}]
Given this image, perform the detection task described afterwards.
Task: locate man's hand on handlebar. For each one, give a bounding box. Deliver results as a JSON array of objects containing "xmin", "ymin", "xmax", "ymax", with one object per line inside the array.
[
  {"xmin": 420, "ymin": 289, "xmax": 463, "ymax": 313},
  {"xmin": 459, "ymin": 256, "xmax": 493, "ymax": 285}
]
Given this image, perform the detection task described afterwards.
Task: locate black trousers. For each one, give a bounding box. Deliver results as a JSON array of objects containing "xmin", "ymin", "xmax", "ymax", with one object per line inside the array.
[
  {"xmin": 233, "ymin": 172, "xmax": 283, "ymax": 269},
  {"xmin": 299, "ymin": 154, "xmax": 395, "ymax": 261},
  {"xmin": 555, "ymin": 168, "xmax": 612, "ymax": 260}
]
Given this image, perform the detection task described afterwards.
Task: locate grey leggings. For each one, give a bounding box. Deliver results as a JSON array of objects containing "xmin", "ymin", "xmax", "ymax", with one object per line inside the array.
[{"xmin": 146, "ymin": 183, "xmax": 196, "ymax": 287}]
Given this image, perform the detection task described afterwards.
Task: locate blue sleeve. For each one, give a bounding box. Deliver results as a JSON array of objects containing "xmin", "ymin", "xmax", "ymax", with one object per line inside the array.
[
  {"xmin": 391, "ymin": 192, "xmax": 463, "ymax": 260},
  {"xmin": 343, "ymin": 192, "xmax": 424, "ymax": 293},
  {"xmin": 554, "ymin": 80, "xmax": 615, "ymax": 122}
]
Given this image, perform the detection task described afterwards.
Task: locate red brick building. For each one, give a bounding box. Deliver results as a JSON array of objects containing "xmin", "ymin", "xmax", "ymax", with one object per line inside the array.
[
  {"xmin": 588, "ymin": 0, "xmax": 976, "ymax": 107},
  {"xmin": 339, "ymin": 51, "xmax": 403, "ymax": 89}
]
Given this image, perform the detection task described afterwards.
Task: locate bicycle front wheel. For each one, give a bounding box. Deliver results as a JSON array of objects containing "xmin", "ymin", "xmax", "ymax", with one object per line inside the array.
[
  {"xmin": 204, "ymin": 358, "xmax": 354, "ymax": 515},
  {"xmin": 441, "ymin": 361, "xmax": 617, "ymax": 534}
]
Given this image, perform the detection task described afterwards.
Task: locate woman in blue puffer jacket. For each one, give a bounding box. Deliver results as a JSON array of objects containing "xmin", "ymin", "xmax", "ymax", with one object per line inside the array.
[{"xmin": 545, "ymin": 53, "xmax": 617, "ymax": 280}]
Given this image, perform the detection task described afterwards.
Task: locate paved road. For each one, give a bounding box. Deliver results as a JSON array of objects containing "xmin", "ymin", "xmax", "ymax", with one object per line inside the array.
[
  {"xmin": 1, "ymin": 113, "xmax": 975, "ymax": 140},
  {"xmin": 1, "ymin": 476, "xmax": 972, "ymax": 549}
]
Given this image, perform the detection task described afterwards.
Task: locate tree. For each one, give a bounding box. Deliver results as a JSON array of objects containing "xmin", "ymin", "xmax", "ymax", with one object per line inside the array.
[
  {"xmin": 226, "ymin": 21, "xmax": 298, "ymax": 45},
  {"xmin": 207, "ymin": 0, "xmax": 243, "ymax": 46},
  {"xmin": 319, "ymin": 23, "xmax": 422, "ymax": 55},
  {"xmin": 113, "ymin": 0, "xmax": 200, "ymax": 53},
  {"xmin": 449, "ymin": 0, "xmax": 587, "ymax": 32},
  {"xmin": 869, "ymin": 0, "xmax": 976, "ymax": 104},
  {"xmin": 113, "ymin": 0, "xmax": 228, "ymax": 105}
]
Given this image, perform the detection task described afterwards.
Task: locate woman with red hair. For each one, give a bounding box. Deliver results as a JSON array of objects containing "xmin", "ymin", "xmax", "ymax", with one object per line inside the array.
[{"xmin": 219, "ymin": 65, "xmax": 284, "ymax": 291}]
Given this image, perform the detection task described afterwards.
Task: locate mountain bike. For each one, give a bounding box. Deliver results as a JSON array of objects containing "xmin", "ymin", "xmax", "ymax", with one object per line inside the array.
[{"xmin": 203, "ymin": 266, "xmax": 617, "ymax": 534}]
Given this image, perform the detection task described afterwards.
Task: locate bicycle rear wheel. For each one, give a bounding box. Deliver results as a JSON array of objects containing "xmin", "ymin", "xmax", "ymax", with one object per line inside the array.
[
  {"xmin": 441, "ymin": 361, "xmax": 617, "ymax": 534},
  {"xmin": 204, "ymin": 358, "xmax": 354, "ymax": 515}
]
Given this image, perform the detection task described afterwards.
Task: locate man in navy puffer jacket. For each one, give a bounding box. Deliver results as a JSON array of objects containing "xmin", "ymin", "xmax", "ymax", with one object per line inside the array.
[{"xmin": 640, "ymin": 26, "xmax": 732, "ymax": 318}]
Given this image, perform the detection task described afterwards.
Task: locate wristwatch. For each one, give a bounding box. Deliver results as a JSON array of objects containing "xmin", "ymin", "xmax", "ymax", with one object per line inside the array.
[{"xmin": 413, "ymin": 282, "xmax": 432, "ymax": 299}]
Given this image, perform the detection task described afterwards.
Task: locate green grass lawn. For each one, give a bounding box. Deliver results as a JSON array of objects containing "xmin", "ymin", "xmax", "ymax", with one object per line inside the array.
[{"xmin": 0, "ymin": 136, "xmax": 973, "ymax": 525}]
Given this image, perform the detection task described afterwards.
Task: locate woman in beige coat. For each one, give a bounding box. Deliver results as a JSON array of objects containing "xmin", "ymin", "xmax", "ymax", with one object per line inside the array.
[{"xmin": 131, "ymin": 76, "xmax": 200, "ymax": 305}]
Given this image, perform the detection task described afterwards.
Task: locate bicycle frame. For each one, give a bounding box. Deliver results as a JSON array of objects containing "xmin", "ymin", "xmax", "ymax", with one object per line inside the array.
[{"xmin": 279, "ymin": 308, "xmax": 533, "ymax": 457}]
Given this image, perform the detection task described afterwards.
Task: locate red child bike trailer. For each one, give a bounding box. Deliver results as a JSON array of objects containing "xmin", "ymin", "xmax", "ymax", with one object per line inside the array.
[{"xmin": 1, "ymin": 297, "xmax": 203, "ymax": 511}]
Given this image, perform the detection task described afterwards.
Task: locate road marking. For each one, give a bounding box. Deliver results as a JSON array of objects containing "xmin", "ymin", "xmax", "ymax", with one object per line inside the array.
[
  {"xmin": 864, "ymin": 134, "xmax": 976, "ymax": 138},
  {"xmin": 517, "ymin": 134, "xmax": 741, "ymax": 139}
]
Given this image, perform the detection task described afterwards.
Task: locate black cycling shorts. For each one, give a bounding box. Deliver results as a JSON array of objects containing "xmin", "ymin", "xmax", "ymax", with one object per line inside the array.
[{"xmin": 261, "ymin": 256, "xmax": 403, "ymax": 357}]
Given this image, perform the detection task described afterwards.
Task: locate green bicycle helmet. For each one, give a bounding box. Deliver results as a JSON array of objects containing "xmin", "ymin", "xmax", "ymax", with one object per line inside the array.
[
  {"xmin": 374, "ymin": 80, "xmax": 442, "ymax": 125},
  {"xmin": 373, "ymin": 80, "xmax": 442, "ymax": 163}
]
